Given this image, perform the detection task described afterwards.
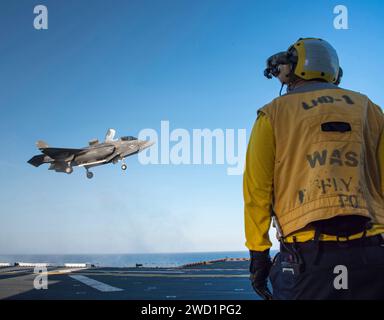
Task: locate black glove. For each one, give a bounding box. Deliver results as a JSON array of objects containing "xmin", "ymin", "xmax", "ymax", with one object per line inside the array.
[{"xmin": 249, "ymin": 249, "xmax": 273, "ymax": 300}]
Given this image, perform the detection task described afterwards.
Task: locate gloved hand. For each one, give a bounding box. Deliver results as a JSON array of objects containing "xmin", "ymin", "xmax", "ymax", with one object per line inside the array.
[{"xmin": 249, "ymin": 249, "xmax": 273, "ymax": 300}]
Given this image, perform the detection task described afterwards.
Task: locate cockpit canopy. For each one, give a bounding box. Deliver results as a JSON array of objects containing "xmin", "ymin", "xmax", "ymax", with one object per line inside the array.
[{"xmin": 121, "ymin": 136, "xmax": 138, "ymax": 141}]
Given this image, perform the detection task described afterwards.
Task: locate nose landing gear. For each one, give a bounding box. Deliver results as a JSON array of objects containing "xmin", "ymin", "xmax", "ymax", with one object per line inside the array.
[{"xmin": 121, "ymin": 163, "xmax": 127, "ymax": 170}]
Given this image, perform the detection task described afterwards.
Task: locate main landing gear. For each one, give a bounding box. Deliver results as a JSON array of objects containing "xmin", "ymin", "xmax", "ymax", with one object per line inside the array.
[
  {"xmin": 85, "ymin": 168, "xmax": 94, "ymax": 179},
  {"xmin": 65, "ymin": 167, "xmax": 73, "ymax": 174}
]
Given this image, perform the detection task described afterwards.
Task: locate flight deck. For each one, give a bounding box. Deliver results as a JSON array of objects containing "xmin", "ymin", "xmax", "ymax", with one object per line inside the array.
[{"xmin": 0, "ymin": 259, "xmax": 260, "ymax": 300}]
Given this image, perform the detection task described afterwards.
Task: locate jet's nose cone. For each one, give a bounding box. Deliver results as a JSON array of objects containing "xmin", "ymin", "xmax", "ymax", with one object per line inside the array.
[{"xmin": 139, "ymin": 140, "xmax": 155, "ymax": 150}]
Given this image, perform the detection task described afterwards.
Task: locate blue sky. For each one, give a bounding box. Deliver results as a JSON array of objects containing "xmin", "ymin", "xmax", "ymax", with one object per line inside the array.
[{"xmin": 0, "ymin": 0, "xmax": 383, "ymax": 254}]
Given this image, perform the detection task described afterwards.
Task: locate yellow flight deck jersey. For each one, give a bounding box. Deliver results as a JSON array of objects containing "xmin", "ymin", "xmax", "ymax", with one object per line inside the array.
[{"xmin": 244, "ymin": 83, "xmax": 384, "ymax": 251}]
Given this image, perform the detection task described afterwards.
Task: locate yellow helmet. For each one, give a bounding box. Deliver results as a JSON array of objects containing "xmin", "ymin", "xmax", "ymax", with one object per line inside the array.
[
  {"xmin": 264, "ymin": 38, "xmax": 342, "ymax": 85},
  {"xmin": 288, "ymin": 38, "xmax": 340, "ymax": 83}
]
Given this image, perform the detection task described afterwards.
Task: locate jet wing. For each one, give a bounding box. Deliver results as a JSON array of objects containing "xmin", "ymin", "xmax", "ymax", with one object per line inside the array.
[
  {"xmin": 103, "ymin": 146, "xmax": 139, "ymax": 163},
  {"xmin": 104, "ymin": 151, "xmax": 121, "ymax": 163},
  {"xmin": 40, "ymin": 147, "xmax": 85, "ymax": 159}
]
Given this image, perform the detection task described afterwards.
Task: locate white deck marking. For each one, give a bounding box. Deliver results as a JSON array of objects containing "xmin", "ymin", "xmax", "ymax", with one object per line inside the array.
[
  {"xmin": 84, "ymin": 270, "xmax": 185, "ymax": 274},
  {"xmin": 70, "ymin": 275, "xmax": 123, "ymax": 292},
  {"xmin": 115, "ymin": 270, "xmax": 185, "ymax": 274}
]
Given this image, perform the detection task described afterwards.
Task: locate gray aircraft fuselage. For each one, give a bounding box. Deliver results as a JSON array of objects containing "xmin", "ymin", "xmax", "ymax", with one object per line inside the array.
[{"xmin": 28, "ymin": 130, "xmax": 154, "ymax": 179}]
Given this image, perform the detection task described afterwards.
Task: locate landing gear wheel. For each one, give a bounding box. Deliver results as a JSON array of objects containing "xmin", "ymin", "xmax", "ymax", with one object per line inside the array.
[
  {"xmin": 86, "ymin": 171, "xmax": 94, "ymax": 179},
  {"xmin": 121, "ymin": 164, "xmax": 127, "ymax": 170},
  {"xmin": 65, "ymin": 167, "xmax": 73, "ymax": 174}
]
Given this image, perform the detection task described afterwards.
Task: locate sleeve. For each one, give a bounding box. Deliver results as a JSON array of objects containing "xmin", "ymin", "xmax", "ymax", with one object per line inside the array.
[
  {"xmin": 370, "ymin": 100, "xmax": 384, "ymax": 196},
  {"xmin": 243, "ymin": 111, "xmax": 275, "ymax": 251},
  {"xmin": 376, "ymin": 107, "xmax": 384, "ymax": 197}
]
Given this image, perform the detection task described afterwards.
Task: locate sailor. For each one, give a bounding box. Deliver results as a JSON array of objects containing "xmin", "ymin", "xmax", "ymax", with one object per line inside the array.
[{"xmin": 244, "ymin": 37, "xmax": 384, "ymax": 299}]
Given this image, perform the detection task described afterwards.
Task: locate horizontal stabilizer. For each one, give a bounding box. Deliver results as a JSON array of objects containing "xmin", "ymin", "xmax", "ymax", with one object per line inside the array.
[
  {"xmin": 27, "ymin": 154, "xmax": 46, "ymax": 167},
  {"xmin": 36, "ymin": 140, "xmax": 49, "ymax": 150}
]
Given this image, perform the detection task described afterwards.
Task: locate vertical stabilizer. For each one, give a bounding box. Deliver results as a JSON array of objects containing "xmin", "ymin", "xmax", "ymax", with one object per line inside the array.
[{"xmin": 36, "ymin": 140, "xmax": 49, "ymax": 149}]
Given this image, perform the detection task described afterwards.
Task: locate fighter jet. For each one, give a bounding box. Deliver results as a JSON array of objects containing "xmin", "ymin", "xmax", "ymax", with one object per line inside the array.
[{"xmin": 27, "ymin": 129, "xmax": 154, "ymax": 179}]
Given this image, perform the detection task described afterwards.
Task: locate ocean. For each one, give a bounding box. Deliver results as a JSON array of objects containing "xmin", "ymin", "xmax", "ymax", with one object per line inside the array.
[{"xmin": 0, "ymin": 251, "xmax": 256, "ymax": 268}]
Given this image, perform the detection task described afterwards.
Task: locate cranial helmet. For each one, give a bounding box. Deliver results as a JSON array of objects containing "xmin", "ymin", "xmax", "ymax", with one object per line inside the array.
[{"xmin": 264, "ymin": 38, "xmax": 343, "ymax": 85}]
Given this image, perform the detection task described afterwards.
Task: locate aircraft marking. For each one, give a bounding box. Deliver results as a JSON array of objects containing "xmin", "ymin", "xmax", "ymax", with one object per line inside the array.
[{"xmin": 69, "ymin": 275, "xmax": 123, "ymax": 292}]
